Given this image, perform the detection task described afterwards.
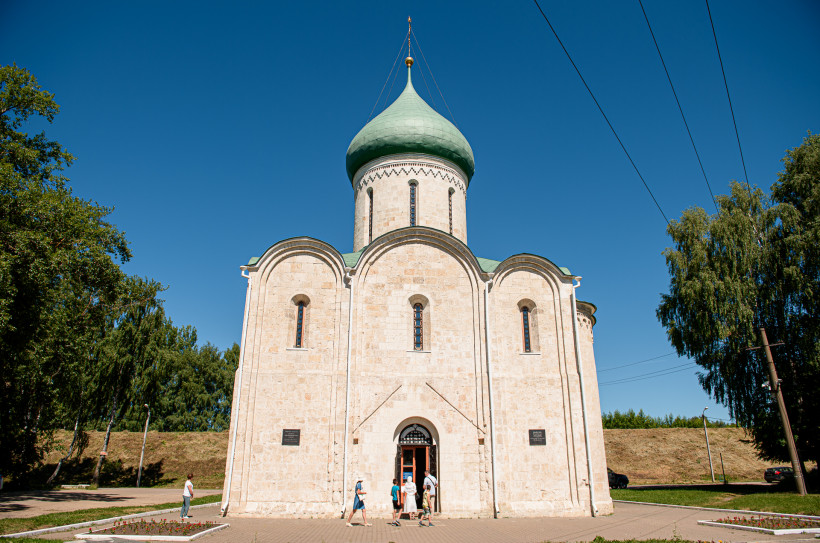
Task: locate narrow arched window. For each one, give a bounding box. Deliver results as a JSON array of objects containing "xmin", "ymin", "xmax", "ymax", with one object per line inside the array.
[
  {"xmin": 521, "ymin": 306, "xmax": 531, "ymax": 353},
  {"xmin": 295, "ymin": 301, "xmax": 305, "ymax": 348},
  {"xmin": 413, "ymin": 303, "xmax": 423, "ymax": 351},
  {"xmin": 448, "ymin": 188, "xmax": 454, "ymax": 235},
  {"xmin": 409, "ymin": 182, "xmax": 417, "ymax": 226},
  {"xmin": 368, "ymin": 188, "xmax": 373, "ymax": 243}
]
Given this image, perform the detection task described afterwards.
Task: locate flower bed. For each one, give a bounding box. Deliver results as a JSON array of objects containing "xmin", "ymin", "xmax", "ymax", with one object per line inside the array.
[
  {"xmin": 79, "ymin": 518, "xmax": 229, "ymax": 541},
  {"xmin": 698, "ymin": 515, "xmax": 820, "ymax": 535}
]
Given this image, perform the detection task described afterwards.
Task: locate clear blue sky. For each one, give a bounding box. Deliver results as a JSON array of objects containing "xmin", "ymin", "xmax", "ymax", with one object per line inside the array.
[{"xmin": 3, "ymin": 1, "xmax": 819, "ymax": 423}]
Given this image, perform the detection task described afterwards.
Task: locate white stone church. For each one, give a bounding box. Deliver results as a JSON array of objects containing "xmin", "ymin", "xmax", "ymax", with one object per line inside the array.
[{"xmin": 221, "ymin": 55, "xmax": 613, "ymax": 519}]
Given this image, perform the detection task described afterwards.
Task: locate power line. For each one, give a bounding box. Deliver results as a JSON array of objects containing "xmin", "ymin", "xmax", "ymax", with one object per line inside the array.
[
  {"xmin": 705, "ymin": 0, "xmax": 753, "ymax": 203},
  {"xmin": 367, "ymin": 33, "xmax": 408, "ymax": 122},
  {"xmin": 599, "ymin": 362, "xmax": 698, "ymax": 386},
  {"xmin": 412, "ymin": 40, "xmax": 439, "ymax": 112},
  {"xmin": 598, "ymin": 351, "xmax": 677, "ymax": 373},
  {"xmin": 531, "ymin": 0, "xmax": 670, "ymax": 225},
  {"xmin": 638, "ymin": 0, "xmax": 719, "ymax": 213},
  {"xmin": 411, "ymin": 30, "xmax": 459, "ymax": 128}
]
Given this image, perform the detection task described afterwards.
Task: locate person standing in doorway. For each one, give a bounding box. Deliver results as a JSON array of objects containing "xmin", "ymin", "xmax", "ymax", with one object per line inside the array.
[
  {"xmin": 180, "ymin": 473, "xmax": 194, "ymax": 520},
  {"xmin": 420, "ymin": 484, "xmax": 433, "ymax": 527},
  {"xmin": 423, "ymin": 469, "xmax": 438, "ymax": 518},
  {"xmin": 391, "ymin": 478, "xmax": 401, "ymax": 526},
  {"xmin": 346, "ymin": 477, "xmax": 371, "ymax": 527},
  {"xmin": 402, "ymin": 476, "xmax": 417, "ymax": 520}
]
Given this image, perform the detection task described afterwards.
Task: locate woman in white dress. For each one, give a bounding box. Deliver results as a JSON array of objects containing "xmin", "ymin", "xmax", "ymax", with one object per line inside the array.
[{"xmin": 402, "ymin": 476, "xmax": 418, "ymax": 519}]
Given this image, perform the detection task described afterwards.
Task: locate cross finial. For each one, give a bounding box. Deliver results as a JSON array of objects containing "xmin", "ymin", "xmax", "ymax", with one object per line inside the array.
[{"xmin": 406, "ymin": 16, "xmax": 414, "ymax": 67}]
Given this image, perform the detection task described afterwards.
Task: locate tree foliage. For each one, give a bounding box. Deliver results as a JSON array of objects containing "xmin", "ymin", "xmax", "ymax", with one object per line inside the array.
[
  {"xmin": 116, "ymin": 337, "xmax": 239, "ymax": 432},
  {"xmin": 1, "ymin": 65, "xmax": 240, "ymax": 484},
  {"xmin": 601, "ymin": 409, "xmax": 732, "ymax": 429},
  {"xmin": 657, "ymin": 133, "xmax": 820, "ymax": 464},
  {"xmin": 0, "ymin": 64, "xmax": 131, "ymax": 477}
]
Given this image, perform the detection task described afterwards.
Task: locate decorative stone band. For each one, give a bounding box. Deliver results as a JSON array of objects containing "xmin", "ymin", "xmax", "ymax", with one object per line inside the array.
[{"xmin": 353, "ymin": 155, "xmax": 468, "ymax": 194}]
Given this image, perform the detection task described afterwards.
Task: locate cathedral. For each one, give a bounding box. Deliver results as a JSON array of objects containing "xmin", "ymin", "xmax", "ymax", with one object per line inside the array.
[{"xmin": 221, "ymin": 52, "xmax": 613, "ymax": 518}]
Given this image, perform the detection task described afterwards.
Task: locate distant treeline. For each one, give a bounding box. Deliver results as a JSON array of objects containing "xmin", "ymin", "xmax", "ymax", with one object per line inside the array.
[{"xmin": 602, "ymin": 409, "xmax": 734, "ymax": 429}]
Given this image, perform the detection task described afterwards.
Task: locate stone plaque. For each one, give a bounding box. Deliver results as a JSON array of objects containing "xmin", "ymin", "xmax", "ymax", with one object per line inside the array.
[
  {"xmin": 528, "ymin": 429, "xmax": 546, "ymax": 446},
  {"xmin": 282, "ymin": 429, "xmax": 301, "ymax": 446}
]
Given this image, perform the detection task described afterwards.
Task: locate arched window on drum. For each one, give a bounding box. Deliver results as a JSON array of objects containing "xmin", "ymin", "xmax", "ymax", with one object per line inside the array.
[{"xmin": 409, "ymin": 180, "xmax": 418, "ymax": 227}]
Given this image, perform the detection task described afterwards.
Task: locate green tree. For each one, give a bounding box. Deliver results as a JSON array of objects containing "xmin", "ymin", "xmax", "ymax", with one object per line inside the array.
[
  {"xmin": 657, "ymin": 133, "xmax": 820, "ymax": 465},
  {"xmin": 90, "ymin": 276, "xmax": 168, "ymax": 485},
  {"xmin": 0, "ymin": 64, "xmax": 131, "ymax": 478},
  {"xmin": 118, "ymin": 335, "xmax": 239, "ymax": 432}
]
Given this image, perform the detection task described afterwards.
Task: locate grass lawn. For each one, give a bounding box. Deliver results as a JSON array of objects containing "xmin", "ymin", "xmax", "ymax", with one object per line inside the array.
[
  {"xmin": 611, "ymin": 485, "xmax": 820, "ymax": 515},
  {"xmin": 0, "ymin": 493, "xmax": 221, "ymax": 536}
]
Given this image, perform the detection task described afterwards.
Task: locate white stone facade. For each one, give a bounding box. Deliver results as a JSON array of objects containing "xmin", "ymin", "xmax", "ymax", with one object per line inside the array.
[
  {"xmin": 352, "ymin": 154, "xmax": 469, "ymax": 251},
  {"xmin": 221, "ymin": 148, "xmax": 613, "ymax": 517}
]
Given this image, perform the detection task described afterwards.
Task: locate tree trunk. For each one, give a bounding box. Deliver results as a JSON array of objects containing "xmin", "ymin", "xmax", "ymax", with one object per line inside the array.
[
  {"xmin": 47, "ymin": 416, "xmax": 81, "ymax": 485},
  {"xmin": 93, "ymin": 394, "xmax": 117, "ymax": 486}
]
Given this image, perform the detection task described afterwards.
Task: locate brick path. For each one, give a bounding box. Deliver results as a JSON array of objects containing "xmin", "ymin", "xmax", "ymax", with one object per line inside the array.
[
  {"xmin": 42, "ymin": 502, "xmax": 818, "ymax": 543},
  {"xmin": 0, "ymin": 488, "xmax": 221, "ymax": 519}
]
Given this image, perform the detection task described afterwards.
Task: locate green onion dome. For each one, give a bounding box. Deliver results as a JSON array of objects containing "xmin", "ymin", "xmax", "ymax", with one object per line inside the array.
[{"xmin": 346, "ymin": 65, "xmax": 475, "ymax": 184}]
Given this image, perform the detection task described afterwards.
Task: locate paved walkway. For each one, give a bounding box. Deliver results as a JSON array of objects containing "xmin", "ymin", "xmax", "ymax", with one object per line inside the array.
[
  {"xmin": 0, "ymin": 488, "xmax": 221, "ymax": 519},
  {"xmin": 35, "ymin": 502, "xmax": 820, "ymax": 543}
]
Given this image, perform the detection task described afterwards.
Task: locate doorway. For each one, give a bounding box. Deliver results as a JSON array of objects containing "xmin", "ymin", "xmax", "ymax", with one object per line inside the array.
[{"xmin": 396, "ymin": 423, "xmax": 437, "ymax": 512}]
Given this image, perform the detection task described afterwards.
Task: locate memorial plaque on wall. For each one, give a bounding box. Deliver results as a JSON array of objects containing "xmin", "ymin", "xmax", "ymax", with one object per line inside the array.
[
  {"xmin": 528, "ymin": 429, "xmax": 546, "ymax": 446},
  {"xmin": 282, "ymin": 429, "xmax": 301, "ymax": 446}
]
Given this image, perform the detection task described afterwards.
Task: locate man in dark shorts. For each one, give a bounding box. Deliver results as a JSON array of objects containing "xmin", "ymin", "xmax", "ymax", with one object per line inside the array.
[{"xmin": 391, "ymin": 478, "xmax": 401, "ymax": 526}]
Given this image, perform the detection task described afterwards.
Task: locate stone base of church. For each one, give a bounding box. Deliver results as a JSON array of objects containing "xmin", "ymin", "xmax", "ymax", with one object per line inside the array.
[{"xmin": 225, "ymin": 498, "xmax": 614, "ymax": 519}]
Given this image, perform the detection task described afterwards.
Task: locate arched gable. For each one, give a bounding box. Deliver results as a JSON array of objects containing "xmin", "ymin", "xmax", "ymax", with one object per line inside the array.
[
  {"xmin": 352, "ymin": 226, "xmax": 487, "ymax": 288},
  {"xmin": 244, "ymin": 236, "xmax": 347, "ymax": 283}
]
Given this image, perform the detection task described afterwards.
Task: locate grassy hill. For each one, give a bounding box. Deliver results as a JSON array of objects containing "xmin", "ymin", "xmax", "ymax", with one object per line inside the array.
[
  {"xmin": 35, "ymin": 430, "xmax": 229, "ymax": 489},
  {"xmin": 31, "ymin": 427, "xmax": 813, "ymax": 489},
  {"xmin": 605, "ymin": 427, "xmax": 815, "ymax": 484}
]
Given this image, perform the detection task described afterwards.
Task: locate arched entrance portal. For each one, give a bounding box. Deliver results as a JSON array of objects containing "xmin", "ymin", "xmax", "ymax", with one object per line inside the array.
[{"xmin": 396, "ymin": 423, "xmax": 437, "ymax": 512}]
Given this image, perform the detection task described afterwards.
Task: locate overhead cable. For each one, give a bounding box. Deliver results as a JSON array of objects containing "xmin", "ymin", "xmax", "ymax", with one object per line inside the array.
[
  {"xmin": 411, "ymin": 30, "xmax": 459, "ymax": 128},
  {"xmin": 639, "ymin": 0, "xmax": 719, "ymax": 213},
  {"xmin": 368, "ymin": 33, "xmax": 408, "ymax": 122},
  {"xmin": 598, "ymin": 351, "xmax": 677, "ymax": 373},
  {"xmin": 705, "ymin": 0, "xmax": 753, "ymax": 202},
  {"xmin": 413, "ymin": 43, "xmax": 439, "ymax": 112},
  {"xmin": 532, "ymin": 0, "xmax": 670, "ymax": 225},
  {"xmin": 598, "ymin": 362, "xmax": 698, "ymax": 386}
]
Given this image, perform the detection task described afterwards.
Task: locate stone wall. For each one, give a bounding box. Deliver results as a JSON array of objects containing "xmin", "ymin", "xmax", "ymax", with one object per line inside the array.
[
  {"xmin": 351, "ymin": 154, "xmax": 468, "ymax": 251},
  {"xmin": 488, "ymin": 258, "xmax": 612, "ymax": 516},
  {"xmin": 223, "ymin": 232, "xmax": 612, "ymax": 518}
]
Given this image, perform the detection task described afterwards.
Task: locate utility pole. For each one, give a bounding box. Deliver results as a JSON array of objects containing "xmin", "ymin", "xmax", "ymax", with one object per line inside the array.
[
  {"xmin": 759, "ymin": 327, "xmax": 806, "ymax": 496},
  {"xmin": 702, "ymin": 407, "xmax": 715, "ymax": 483}
]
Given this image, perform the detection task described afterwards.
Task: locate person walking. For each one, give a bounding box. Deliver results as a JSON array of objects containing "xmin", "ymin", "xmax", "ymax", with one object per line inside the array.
[
  {"xmin": 180, "ymin": 473, "xmax": 194, "ymax": 520},
  {"xmin": 390, "ymin": 478, "xmax": 401, "ymax": 526},
  {"xmin": 423, "ymin": 469, "xmax": 438, "ymax": 518},
  {"xmin": 420, "ymin": 484, "xmax": 433, "ymax": 527},
  {"xmin": 346, "ymin": 477, "xmax": 371, "ymax": 527},
  {"xmin": 402, "ymin": 476, "xmax": 417, "ymax": 520}
]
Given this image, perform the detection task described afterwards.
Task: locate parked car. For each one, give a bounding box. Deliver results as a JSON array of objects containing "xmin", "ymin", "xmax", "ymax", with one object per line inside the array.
[
  {"xmin": 764, "ymin": 466, "xmax": 794, "ymax": 483},
  {"xmin": 607, "ymin": 468, "xmax": 629, "ymax": 489}
]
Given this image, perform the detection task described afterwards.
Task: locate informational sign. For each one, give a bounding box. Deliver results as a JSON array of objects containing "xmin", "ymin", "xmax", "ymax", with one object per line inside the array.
[
  {"xmin": 282, "ymin": 429, "xmax": 301, "ymax": 446},
  {"xmin": 528, "ymin": 429, "xmax": 546, "ymax": 446}
]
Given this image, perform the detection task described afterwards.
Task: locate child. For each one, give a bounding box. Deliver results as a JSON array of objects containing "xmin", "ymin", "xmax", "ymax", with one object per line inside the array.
[
  {"xmin": 180, "ymin": 473, "xmax": 194, "ymax": 520},
  {"xmin": 346, "ymin": 477, "xmax": 371, "ymax": 527},
  {"xmin": 419, "ymin": 484, "xmax": 434, "ymax": 527},
  {"xmin": 391, "ymin": 478, "xmax": 401, "ymax": 526}
]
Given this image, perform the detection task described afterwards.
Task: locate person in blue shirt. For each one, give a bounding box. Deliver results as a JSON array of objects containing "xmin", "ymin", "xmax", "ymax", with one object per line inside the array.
[
  {"xmin": 346, "ymin": 477, "xmax": 371, "ymax": 527},
  {"xmin": 391, "ymin": 478, "xmax": 401, "ymax": 526}
]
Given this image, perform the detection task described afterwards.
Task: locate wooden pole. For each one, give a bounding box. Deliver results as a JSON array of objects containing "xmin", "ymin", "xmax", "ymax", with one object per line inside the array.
[{"xmin": 759, "ymin": 327, "xmax": 806, "ymax": 495}]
